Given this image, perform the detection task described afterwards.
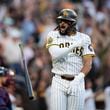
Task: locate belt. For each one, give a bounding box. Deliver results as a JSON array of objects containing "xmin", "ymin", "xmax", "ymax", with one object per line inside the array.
[
  {"xmin": 61, "ymin": 76, "xmax": 74, "ymax": 81},
  {"xmin": 53, "ymin": 73, "xmax": 74, "ymax": 81}
]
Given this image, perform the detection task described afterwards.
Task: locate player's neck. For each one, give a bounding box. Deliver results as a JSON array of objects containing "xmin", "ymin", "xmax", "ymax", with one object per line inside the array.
[{"xmin": 68, "ymin": 31, "xmax": 77, "ymax": 36}]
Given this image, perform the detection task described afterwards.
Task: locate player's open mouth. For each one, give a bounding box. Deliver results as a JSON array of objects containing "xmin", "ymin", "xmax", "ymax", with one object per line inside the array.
[
  {"xmin": 60, "ymin": 25, "xmax": 67, "ymax": 31},
  {"xmin": 61, "ymin": 25, "xmax": 66, "ymax": 28}
]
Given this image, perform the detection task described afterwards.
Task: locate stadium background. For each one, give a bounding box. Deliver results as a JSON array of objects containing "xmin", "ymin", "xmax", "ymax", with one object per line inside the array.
[{"xmin": 0, "ymin": 0, "xmax": 110, "ymax": 110}]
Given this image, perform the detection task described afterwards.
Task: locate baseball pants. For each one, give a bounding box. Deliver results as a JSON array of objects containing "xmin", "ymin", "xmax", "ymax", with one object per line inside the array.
[{"xmin": 50, "ymin": 75, "xmax": 85, "ymax": 110}]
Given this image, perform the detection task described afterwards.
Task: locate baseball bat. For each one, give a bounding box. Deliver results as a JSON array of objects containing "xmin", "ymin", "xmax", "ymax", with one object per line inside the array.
[{"xmin": 19, "ymin": 43, "xmax": 35, "ymax": 100}]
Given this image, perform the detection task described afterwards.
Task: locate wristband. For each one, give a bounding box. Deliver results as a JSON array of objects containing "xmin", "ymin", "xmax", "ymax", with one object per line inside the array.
[
  {"xmin": 79, "ymin": 72, "xmax": 85, "ymax": 78},
  {"xmin": 75, "ymin": 72, "xmax": 85, "ymax": 82}
]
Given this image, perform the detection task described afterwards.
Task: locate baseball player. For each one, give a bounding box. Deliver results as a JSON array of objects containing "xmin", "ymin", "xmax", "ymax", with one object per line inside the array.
[
  {"xmin": 0, "ymin": 66, "xmax": 12, "ymax": 110},
  {"xmin": 46, "ymin": 9, "xmax": 95, "ymax": 110}
]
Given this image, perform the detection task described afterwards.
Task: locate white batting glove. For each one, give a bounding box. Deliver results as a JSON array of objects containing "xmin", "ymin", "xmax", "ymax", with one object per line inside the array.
[
  {"xmin": 67, "ymin": 72, "xmax": 85, "ymax": 94},
  {"xmin": 72, "ymin": 72, "xmax": 85, "ymax": 84}
]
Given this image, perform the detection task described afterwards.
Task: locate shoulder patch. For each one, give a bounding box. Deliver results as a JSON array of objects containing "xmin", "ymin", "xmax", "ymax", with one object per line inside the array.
[{"xmin": 47, "ymin": 37, "xmax": 53, "ymax": 44}]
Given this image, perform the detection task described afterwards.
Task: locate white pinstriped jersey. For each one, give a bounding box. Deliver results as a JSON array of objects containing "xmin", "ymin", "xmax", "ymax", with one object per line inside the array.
[{"xmin": 46, "ymin": 30, "xmax": 95, "ymax": 76}]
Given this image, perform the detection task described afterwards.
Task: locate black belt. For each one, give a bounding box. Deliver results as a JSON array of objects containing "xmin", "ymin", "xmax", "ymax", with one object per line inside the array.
[{"xmin": 53, "ymin": 73, "xmax": 74, "ymax": 81}]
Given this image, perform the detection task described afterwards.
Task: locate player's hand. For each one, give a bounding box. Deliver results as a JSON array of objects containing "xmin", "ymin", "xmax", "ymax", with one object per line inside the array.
[
  {"xmin": 67, "ymin": 80, "xmax": 79, "ymax": 95},
  {"xmin": 74, "ymin": 72, "xmax": 85, "ymax": 83},
  {"xmin": 67, "ymin": 72, "xmax": 85, "ymax": 95}
]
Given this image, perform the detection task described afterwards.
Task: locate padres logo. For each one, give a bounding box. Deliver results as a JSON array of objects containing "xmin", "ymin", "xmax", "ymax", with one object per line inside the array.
[
  {"xmin": 47, "ymin": 37, "xmax": 53, "ymax": 44},
  {"xmin": 63, "ymin": 10, "xmax": 68, "ymax": 17}
]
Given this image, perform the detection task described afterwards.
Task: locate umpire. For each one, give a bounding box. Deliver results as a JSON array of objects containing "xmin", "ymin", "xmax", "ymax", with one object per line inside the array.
[{"xmin": 0, "ymin": 66, "xmax": 12, "ymax": 110}]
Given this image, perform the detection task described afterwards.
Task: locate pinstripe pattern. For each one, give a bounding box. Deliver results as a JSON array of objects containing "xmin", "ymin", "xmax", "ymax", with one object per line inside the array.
[
  {"xmin": 51, "ymin": 76, "xmax": 68, "ymax": 110},
  {"xmin": 47, "ymin": 31, "xmax": 95, "ymax": 76},
  {"xmin": 47, "ymin": 30, "xmax": 95, "ymax": 110},
  {"xmin": 51, "ymin": 75, "xmax": 85, "ymax": 110},
  {"xmin": 67, "ymin": 77, "xmax": 85, "ymax": 110}
]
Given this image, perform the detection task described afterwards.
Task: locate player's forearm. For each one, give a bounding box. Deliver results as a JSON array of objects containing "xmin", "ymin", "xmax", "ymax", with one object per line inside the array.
[
  {"xmin": 75, "ymin": 57, "xmax": 92, "ymax": 82},
  {"xmin": 80, "ymin": 63, "xmax": 92, "ymax": 76},
  {"xmin": 73, "ymin": 56, "xmax": 92, "ymax": 83},
  {"xmin": 48, "ymin": 42, "xmax": 80, "ymax": 60},
  {"xmin": 49, "ymin": 46, "xmax": 74, "ymax": 60},
  {"xmin": 80, "ymin": 56, "xmax": 92, "ymax": 76}
]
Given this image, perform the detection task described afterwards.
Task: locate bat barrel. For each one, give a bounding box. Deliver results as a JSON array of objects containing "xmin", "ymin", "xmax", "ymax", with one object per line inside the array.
[
  {"xmin": 23, "ymin": 59, "xmax": 34, "ymax": 100},
  {"xmin": 19, "ymin": 43, "xmax": 35, "ymax": 100}
]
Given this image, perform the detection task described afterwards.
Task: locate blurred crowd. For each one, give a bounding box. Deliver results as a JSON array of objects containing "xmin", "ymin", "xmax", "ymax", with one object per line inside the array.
[{"xmin": 0, "ymin": 0, "xmax": 110, "ymax": 110}]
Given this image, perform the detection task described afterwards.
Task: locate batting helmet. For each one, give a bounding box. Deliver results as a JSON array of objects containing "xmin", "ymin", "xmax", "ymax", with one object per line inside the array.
[
  {"xmin": 0, "ymin": 67, "xmax": 8, "ymax": 76},
  {"xmin": 56, "ymin": 9, "xmax": 77, "ymax": 24},
  {"xmin": 56, "ymin": 9, "xmax": 78, "ymax": 34}
]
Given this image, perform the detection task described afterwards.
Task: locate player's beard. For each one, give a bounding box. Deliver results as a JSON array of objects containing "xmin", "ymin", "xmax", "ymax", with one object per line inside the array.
[{"xmin": 59, "ymin": 25, "xmax": 70, "ymax": 35}]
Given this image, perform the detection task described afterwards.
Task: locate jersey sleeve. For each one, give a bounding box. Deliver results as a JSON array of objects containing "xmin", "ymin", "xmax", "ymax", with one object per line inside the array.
[
  {"xmin": 82, "ymin": 35, "xmax": 95, "ymax": 57},
  {"xmin": 46, "ymin": 31, "xmax": 58, "ymax": 49}
]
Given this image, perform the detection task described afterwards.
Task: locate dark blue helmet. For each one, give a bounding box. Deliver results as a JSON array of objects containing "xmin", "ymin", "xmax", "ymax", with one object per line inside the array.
[
  {"xmin": 0, "ymin": 67, "xmax": 8, "ymax": 76},
  {"xmin": 56, "ymin": 9, "xmax": 78, "ymax": 34},
  {"xmin": 56, "ymin": 9, "xmax": 77, "ymax": 25}
]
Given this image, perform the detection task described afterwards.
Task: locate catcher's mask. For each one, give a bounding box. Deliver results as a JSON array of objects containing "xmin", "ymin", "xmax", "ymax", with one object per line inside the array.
[{"xmin": 56, "ymin": 9, "xmax": 77, "ymax": 35}]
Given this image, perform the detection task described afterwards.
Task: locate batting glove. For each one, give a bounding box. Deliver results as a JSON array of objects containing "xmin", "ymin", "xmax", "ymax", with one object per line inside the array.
[{"xmin": 67, "ymin": 72, "xmax": 85, "ymax": 94}]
